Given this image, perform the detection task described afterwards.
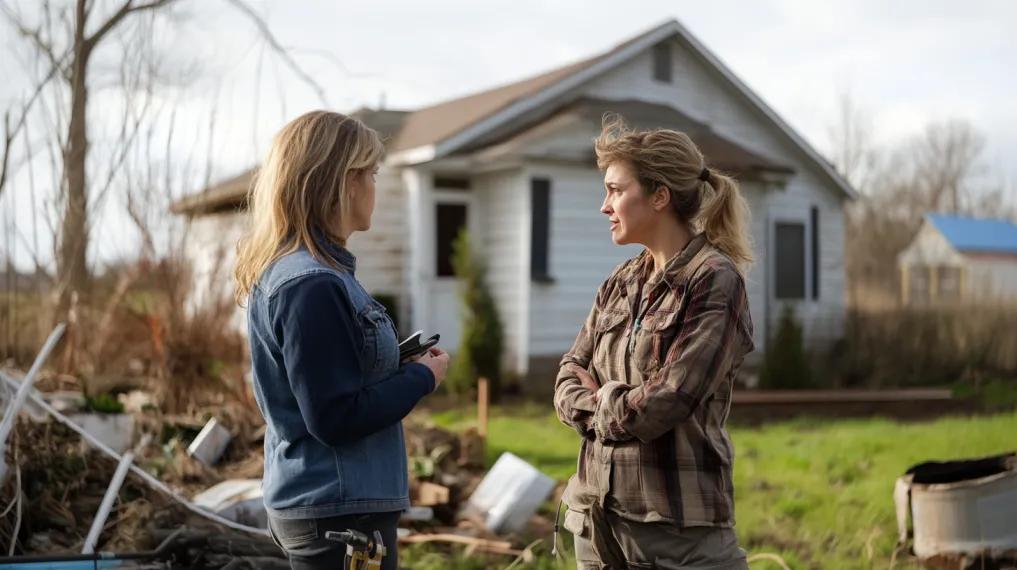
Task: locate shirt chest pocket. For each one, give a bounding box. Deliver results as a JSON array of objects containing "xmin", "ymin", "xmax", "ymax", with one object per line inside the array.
[
  {"xmin": 358, "ymin": 302, "xmax": 398, "ymax": 377},
  {"xmin": 592, "ymin": 310, "xmax": 628, "ymax": 376},
  {"xmin": 632, "ymin": 309, "xmax": 682, "ymax": 375}
]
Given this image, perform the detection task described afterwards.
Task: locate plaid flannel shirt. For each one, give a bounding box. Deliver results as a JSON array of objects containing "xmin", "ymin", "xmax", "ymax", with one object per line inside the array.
[{"xmin": 554, "ymin": 234, "xmax": 754, "ymax": 527}]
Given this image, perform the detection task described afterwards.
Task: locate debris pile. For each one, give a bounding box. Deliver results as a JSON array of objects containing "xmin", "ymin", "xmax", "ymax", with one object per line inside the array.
[{"xmin": 0, "ymin": 370, "xmax": 560, "ymax": 566}]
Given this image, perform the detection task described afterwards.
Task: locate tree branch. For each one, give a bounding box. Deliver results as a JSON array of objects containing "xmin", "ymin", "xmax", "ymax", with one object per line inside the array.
[
  {"xmin": 0, "ymin": 36, "xmax": 69, "ymax": 198},
  {"xmin": 224, "ymin": 0, "xmax": 329, "ymax": 106},
  {"xmin": 0, "ymin": 2, "xmax": 71, "ymax": 80},
  {"xmin": 86, "ymin": 0, "xmax": 177, "ymax": 50}
]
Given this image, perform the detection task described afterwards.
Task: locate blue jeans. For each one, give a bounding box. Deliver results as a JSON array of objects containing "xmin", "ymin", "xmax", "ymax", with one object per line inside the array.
[{"xmin": 268, "ymin": 511, "xmax": 401, "ymax": 570}]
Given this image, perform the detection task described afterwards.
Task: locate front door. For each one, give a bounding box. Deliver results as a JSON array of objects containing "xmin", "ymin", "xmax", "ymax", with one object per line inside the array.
[{"xmin": 427, "ymin": 191, "xmax": 475, "ymax": 353}]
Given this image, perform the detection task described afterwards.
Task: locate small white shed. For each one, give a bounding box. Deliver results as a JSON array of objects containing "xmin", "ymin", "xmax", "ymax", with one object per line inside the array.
[{"xmin": 898, "ymin": 214, "xmax": 1017, "ymax": 304}]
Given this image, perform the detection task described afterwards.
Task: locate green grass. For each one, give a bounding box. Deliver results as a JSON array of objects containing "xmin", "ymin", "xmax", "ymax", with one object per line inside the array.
[
  {"xmin": 952, "ymin": 378, "xmax": 1017, "ymax": 412},
  {"xmin": 431, "ymin": 402, "xmax": 580, "ymax": 480},
  {"xmin": 415, "ymin": 404, "xmax": 1017, "ymax": 569}
]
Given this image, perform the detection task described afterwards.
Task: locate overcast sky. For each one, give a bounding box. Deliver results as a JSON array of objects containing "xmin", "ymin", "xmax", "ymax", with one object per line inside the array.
[{"xmin": 1, "ymin": 0, "xmax": 1015, "ymax": 270}]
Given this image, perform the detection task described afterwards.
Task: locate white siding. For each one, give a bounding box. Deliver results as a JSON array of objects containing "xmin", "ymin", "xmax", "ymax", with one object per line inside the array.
[
  {"xmin": 474, "ymin": 168, "xmax": 529, "ymax": 372},
  {"xmin": 346, "ymin": 167, "xmax": 408, "ymax": 315},
  {"xmin": 580, "ymin": 39, "xmax": 849, "ymax": 349},
  {"xmin": 964, "ymin": 257, "xmax": 1016, "ymax": 299},
  {"xmin": 526, "ymin": 165, "xmax": 642, "ymax": 358},
  {"xmin": 898, "ymin": 222, "xmax": 964, "ymax": 266},
  {"xmin": 584, "ymin": 42, "xmax": 786, "ymax": 167},
  {"xmin": 184, "ymin": 213, "xmax": 247, "ymax": 332},
  {"xmin": 741, "ymin": 181, "xmax": 769, "ymax": 355},
  {"xmin": 184, "ymin": 166, "xmax": 407, "ymax": 330},
  {"xmin": 966, "ymin": 257, "xmax": 1017, "ymax": 299},
  {"xmin": 763, "ymin": 174, "xmax": 847, "ymax": 349}
]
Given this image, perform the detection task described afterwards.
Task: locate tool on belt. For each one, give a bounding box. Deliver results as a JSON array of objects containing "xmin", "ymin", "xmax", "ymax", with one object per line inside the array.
[{"xmin": 325, "ymin": 529, "xmax": 386, "ymax": 570}]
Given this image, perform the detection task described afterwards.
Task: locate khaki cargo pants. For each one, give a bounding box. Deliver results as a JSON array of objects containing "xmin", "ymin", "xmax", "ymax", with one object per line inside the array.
[{"xmin": 565, "ymin": 506, "xmax": 749, "ymax": 570}]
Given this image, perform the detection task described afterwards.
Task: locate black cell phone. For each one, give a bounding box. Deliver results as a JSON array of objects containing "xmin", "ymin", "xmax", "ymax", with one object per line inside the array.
[{"xmin": 398, "ymin": 330, "xmax": 440, "ymax": 361}]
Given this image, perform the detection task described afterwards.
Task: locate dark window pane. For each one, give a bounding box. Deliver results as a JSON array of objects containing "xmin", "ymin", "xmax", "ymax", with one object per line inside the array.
[
  {"xmin": 775, "ymin": 222, "xmax": 805, "ymax": 299},
  {"xmin": 531, "ymin": 178, "xmax": 552, "ymax": 282},
  {"xmin": 436, "ymin": 203, "xmax": 467, "ymax": 277},
  {"xmin": 653, "ymin": 42, "xmax": 672, "ymax": 83}
]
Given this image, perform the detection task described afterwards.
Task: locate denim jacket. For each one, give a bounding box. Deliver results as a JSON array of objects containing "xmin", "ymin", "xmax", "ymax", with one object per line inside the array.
[{"xmin": 247, "ymin": 242, "xmax": 434, "ymax": 519}]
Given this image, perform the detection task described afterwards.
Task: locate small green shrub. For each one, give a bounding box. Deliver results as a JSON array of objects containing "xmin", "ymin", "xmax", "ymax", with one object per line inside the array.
[
  {"xmin": 446, "ymin": 230, "xmax": 504, "ymax": 400},
  {"xmin": 760, "ymin": 305, "xmax": 813, "ymax": 389},
  {"xmin": 85, "ymin": 392, "xmax": 125, "ymax": 414}
]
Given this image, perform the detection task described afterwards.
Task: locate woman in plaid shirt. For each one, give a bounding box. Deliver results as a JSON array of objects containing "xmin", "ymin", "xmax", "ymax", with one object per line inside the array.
[{"xmin": 554, "ymin": 116, "xmax": 754, "ymax": 569}]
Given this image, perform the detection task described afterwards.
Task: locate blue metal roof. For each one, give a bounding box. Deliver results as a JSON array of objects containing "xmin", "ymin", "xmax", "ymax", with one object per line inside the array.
[{"xmin": 927, "ymin": 213, "xmax": 1017, "ymax": 254}]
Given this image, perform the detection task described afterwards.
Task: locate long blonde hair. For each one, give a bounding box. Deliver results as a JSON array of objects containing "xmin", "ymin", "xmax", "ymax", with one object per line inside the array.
[
  {"xmin": 594, "ymin": 115, "xmax": 753, "ymax": 268},
  {"xmin": 234, "ymin": 110, "xmax": 384, "ymax": 303}
]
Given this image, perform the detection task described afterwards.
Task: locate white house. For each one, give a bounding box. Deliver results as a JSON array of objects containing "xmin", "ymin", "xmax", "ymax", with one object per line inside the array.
[
  {"xmin": 898, "ymin": 214, "xmax": 1017, "ymax": 304},
  {"xmin": 172, "ymin": 20, "xmax": 856, "ymax": 384}
]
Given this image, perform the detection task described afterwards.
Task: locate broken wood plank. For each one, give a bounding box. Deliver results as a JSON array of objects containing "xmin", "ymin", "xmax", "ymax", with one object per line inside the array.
[
  {"xmin": 399, "ymin": 533, "xmax": 520, "ymax": 557},
  {"xmin": 415, "ymin": 481, "xmax": 450, "ymax": 506}
]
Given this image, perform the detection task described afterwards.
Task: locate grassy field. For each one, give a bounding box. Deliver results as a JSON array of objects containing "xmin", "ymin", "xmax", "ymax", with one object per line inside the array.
[{"xmin": 411, "ymin": 404, "xmax": 1017, "ymax": 570}]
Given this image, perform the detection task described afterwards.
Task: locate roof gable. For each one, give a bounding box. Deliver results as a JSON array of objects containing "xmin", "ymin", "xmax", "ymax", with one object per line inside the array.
[
  {"xmin": 927, "ymin": 214, "xmax": 1017, "ymax": 254},
  {"xmin": 175, "ymin": 19, "xmax": 857, "ymax": 215},
  {"xmin": 390, "ymin": 57, "xmax": 602, "ymax": 152},
  {"xmin": 389, "ymin": 19, "xmax": 856, "ymax": 199},
  {"xmin": 467, "ymin": 97, "xmax": 794, "ymax": 175}
]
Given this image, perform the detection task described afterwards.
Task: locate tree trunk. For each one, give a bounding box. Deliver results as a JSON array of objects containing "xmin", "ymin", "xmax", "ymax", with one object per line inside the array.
[{"xmin": 56, "ymin": 1, "xmax": 91, "ymax": 319}]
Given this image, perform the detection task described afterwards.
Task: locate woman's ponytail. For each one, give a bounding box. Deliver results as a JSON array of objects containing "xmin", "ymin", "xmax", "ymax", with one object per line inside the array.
[{"xmin": 698, "ymin": 170, "xmax": 753, "ymax": 269}]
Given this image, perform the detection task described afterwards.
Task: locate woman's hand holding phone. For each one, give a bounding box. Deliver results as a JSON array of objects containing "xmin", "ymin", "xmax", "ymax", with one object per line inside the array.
[{"xmin": 414, "ymin": 347, "xmax": 448, "ymax": 389}]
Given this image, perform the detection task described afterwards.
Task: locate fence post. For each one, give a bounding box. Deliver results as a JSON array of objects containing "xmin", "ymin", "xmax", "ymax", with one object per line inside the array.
[{"xmin": 477, "ymin": 377, "xmax": 489, "ymax": 441}]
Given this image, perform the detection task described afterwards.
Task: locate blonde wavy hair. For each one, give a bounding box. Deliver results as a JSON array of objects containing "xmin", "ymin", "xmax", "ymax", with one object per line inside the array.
[
  {"xmin": 594, "ymin": 115, "xmax": 753, "ymax": 269},
  {"xmin": 234, "ymin": 110, "xmax": 384, "ymax": 303}
]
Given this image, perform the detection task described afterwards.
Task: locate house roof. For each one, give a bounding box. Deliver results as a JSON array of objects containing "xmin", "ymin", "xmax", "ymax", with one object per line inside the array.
[
  {"xmin": 387, "ymin": 27, "xmax": 655, "ymax": 153},
  {"xmin": 174, "ymin": 19, "xmax": 855, "ymax": 215},
  {"xmin": 389, "ymin": 19, "xmax": 855, "ymax": 199},
  {"xmin": 927, "ymin": 213, "xmax": 1017, "ymax": 254},
  {"xmin": 470, "ymin": 97, "xmax": 794, "ymax": 175},
  {"xmin": 170, "ymin": 108, "xmax": 409, "ymax": 215}
]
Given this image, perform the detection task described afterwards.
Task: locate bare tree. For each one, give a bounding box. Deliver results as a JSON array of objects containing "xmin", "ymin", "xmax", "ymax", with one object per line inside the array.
[
  {"xmin": 840, "ymin": 118, "xmax": 997, "ymax": 307},
  {"xmin": 909, "ymin": 120, "xmax": 985, "ymax": 215},
  {"xmin": 827, "ymin": 89, "xmax": 879, "ymax": 195},
  {"xmin": 3, "ymin": 0, "xmax": 326, "ymax": 326},
  {"xmin": 3, "ymin": 0, "xmax": 179, "ymax": 321}
]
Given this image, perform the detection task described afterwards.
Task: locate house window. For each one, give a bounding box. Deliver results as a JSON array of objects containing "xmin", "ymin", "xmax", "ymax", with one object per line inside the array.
[
  {"xmin": 811, "ymin": 206, "xmax": 820, "ymax": 300},
  {"xmin": 775, "ymin": 222, "xmax": 806, "ymax": 299},
  {"xmin": 938, "ymin": 266, "xmax": 962, "ymax": 300},
  {"xmin": 531, "ymin": 178, "xmax": 552, "ymax": 282},
  {"xmin": 908, "ymin": 266, "xmax": 932, "ymax": 304},
  {"xmin": 652, "ymin": 42, "xmax": 672, "ymax": 83},
  {"xmin": 435, "ymin": 203, "xmax": 467, "ymax": 277}
]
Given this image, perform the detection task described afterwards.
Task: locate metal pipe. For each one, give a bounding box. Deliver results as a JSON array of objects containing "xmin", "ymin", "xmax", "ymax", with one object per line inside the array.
[
  {"xmin": 82, "ymin": 451, "xmax": 134, "ymax": 554},
  {"xmin": 0, "ymin": 323, "xmax": 65, "ymax": 483}
]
